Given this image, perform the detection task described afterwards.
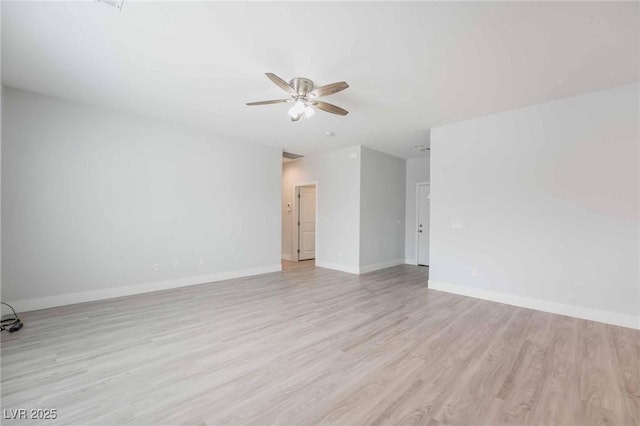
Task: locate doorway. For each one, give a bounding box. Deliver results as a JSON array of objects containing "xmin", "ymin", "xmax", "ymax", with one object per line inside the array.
[
  {"xmin": 417, "ymin": 183, "xmax": 430, "ymax": 266},
  {"xmin": 295, "ymin": 184, "xmax": 316, "ymax": 260}
]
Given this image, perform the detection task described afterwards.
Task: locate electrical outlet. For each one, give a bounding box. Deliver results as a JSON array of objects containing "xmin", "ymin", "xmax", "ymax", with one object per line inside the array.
[
  {"xmin": 198, "ymin": 257, "xmax": 205, "ymax": 266},
  {"xmin": 471, "ymin": 268, "xmax": 480, "ymax": 278},
  {"xmin": 153, "ymin": 263, "xmax": 160, "ymax": 272},
  {"xmin": 174, "ymin": 261, "xmax": 181, "ymax": 269},
  {"xmin": 451, "ymin": 220, "xmax": 464, "ymax": 229}
]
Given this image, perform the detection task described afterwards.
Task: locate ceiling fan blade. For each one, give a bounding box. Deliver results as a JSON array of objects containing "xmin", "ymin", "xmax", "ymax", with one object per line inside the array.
[
  {"xmin": 309, "ymin": 81, "xmax": 349, "ymax": 98},
  {"xmin": 312, "ymin": 101, "xmax": 349, "ymax": 116},
  {"xmin": 265, "ymin": 73, "xmax": 296, "ymax": 94},
  {"xmin": 246, "ymin": 99, "xmax": 291, "ymax": 106}
]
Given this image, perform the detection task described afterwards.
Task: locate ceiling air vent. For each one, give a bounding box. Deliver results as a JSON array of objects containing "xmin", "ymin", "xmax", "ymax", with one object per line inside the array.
[
  {"xmin": 283, "ymin": 152, "xmax": 304, "ymax": 160},
  {"xmin": 95, "ymin": 0, "xmax": 124, "ymax": 10}
]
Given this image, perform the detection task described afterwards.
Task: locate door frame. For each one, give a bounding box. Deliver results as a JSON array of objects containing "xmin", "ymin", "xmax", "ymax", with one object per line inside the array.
[
  {"xmin": 293, "ymin": 182, "xmax": 318, "ymax": 261},
  {"xmin": 416, "ymin": 182, "xmax": 430, "ymax": 266}
]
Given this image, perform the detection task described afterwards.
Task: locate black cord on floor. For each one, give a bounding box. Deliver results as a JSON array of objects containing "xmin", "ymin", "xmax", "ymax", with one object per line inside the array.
[{"xmin": 1, "ymin": 301, "xmax": 23, "ymax": 333}]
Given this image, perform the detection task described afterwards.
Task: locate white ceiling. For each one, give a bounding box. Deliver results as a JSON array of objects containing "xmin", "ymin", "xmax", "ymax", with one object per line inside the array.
[{"xmin": 2, "ymin": 1, "xmax": 638, "ymax": 159}]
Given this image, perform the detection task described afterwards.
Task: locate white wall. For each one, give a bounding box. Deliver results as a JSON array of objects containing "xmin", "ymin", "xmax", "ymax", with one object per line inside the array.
[
  {"xmin": 282, "ymin": 146, "xmax": 361, "ymax": 273},
  {"xmin": 2, "ymin": 88, "xmax": 282, "ymax": 311},
  {"xmin": 359, "ymin": 147, "xmax": 406, "ymax": 272},
  {"xmin": 0, "ymin": 5, "xmax": 4, "ymax": 314},
  {"xmin": 404, "ymin": 157, "xmax": 430, "ymax": 264},
  {"xmin": 430, "ymin": 83, "xmax": 640, "ymax": 329}
]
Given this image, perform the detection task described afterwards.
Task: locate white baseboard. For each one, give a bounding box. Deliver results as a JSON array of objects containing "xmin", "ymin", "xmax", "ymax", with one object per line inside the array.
[
  {"xmin": 9, "ymin": 264, "xmax": 283, "ymax": 313},
  {"xmin": 281, "ymin": 254, "xmax": 293, "ymax": 261},
  {"xmin": 359, "ymin": 259, "xmax": 405, "ymax": 274},
  {"xmin": 316, "ymin": 259, "xmax": 406, "ymax": 275},
  {"xmin": 405, "ymin": 258, "xmax": 417, "ymax": 265},
  {"xmin": 428, "ymin": 280, "xmax": 639, "ymax": 330},
  {"xmin": 315, "ymin": 261, "xmax": 359, "ymax": 275}
]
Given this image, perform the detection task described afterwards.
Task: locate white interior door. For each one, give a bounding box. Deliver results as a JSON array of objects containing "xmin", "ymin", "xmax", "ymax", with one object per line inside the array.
[
  {"xmin": 417, "ymin": 184, "xmax": 430, "ymax": 266},
  {"xmin": 298, "ymin": 186, "xmax": 316, "ymax": 260}
]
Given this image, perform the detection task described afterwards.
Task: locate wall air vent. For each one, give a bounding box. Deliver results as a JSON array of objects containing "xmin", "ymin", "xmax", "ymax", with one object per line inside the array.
[{"xmin": 283, "ymin": 152, "xmax": 304, "ymax": 160}]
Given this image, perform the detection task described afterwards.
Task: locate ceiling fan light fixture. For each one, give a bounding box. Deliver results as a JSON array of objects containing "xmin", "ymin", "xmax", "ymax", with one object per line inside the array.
[
  {"xmin": 304, "ymin": 106, "xmax": 315, "ymax": 118},
  {"xmin": 288, "ymin": 101, "xmax": 305, "ymax": 118}
]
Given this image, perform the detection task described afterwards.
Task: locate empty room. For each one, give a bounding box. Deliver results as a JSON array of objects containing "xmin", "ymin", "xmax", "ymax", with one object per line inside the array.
[{"xmin": 1, "ymin": 1, "xmax": 639, "ymax": 425}]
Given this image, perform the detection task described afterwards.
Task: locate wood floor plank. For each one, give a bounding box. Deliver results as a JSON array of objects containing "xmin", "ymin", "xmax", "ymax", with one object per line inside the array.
[
  {"xmin": 526, "ymin": 315, "xmax": 581, "ymax": 426},
  {"xmin": 1, "ymin": 261, "xmax": 638, "ymax": 426},
  {"xmin": 429, "ymin": 308, "xmax": 534, "ymax": 426},
  {"xmin": 608, "ymin": 326, "xmax": 640, "ymax": 425}
]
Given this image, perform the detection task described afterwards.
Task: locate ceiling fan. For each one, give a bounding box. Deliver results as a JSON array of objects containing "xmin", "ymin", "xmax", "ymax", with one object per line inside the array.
[{"xmin": 247, "ymin": 73, "xmax": 349, "ymax": 122}]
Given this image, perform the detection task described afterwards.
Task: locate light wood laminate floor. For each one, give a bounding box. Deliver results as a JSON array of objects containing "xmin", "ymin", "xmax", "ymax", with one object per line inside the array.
[{"xmin": 2, "ymin": 261, "xmax": 638, "ymax": 425}]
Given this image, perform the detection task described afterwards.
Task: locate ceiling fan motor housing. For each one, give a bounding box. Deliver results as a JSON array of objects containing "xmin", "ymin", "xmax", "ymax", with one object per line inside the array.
[{"xmin": 290, "ymin": 78, "xmax": 314, "ymax": 96}]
